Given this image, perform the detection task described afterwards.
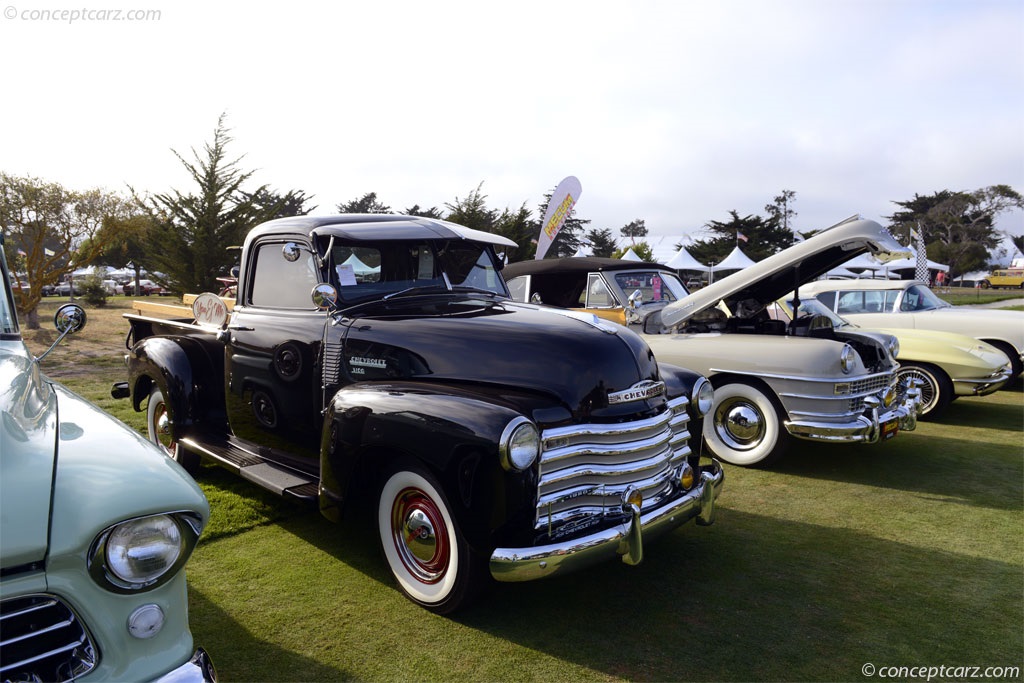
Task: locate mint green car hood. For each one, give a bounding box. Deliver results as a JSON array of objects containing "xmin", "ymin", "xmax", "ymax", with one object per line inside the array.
[{"xmin": 0, "ymin": 343, "xmax": 58, "ymax": 569}]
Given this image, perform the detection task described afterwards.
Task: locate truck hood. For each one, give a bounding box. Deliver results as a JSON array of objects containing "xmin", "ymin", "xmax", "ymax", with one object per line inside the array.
[
  {"xmin": 662, "ymin": 217, "xmax": 910, "ymax": 328},
  {"xmin": 339, "ymin": 299, "xmax": 662, "ymax": 418},
  {"xmin": 0, "ymin": 342, "xmax": 58, "ymax": 570}
]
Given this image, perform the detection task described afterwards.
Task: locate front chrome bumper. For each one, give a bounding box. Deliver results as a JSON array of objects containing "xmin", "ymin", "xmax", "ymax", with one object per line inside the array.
[
  {"xmin": 952, "ymin": 365, "xmax": 1013, "ymax": 397},
  {"xmin": 153, "ymin": 648, "xmax": 217, "ymax": 683},
  {"xmin": 489, "ymin": 462, "xmax": 724, "ymax": 583},
  {"xmin": 784, "ymin": 388, "xmax": 920, "ymax": 444}
]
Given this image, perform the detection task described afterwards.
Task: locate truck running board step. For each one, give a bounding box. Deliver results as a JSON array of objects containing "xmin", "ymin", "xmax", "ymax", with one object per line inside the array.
[{"xmin": 179, "ymin": 436, "xmax": 318, "ymax": 504}]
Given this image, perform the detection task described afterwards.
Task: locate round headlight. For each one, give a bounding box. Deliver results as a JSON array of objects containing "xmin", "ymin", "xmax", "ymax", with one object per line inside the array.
[
  {"xmin": 888, "ymin": 336, "xmax": 900, "ymax": 360},
  {"xmin": 500, "ymin": 417, "xmax": 540, "ymax": 472},
  {"xmin": 106, "ymin": 514, "xmax": 183, "ymax": 586},
  {"xmin": 840, "ymin": 344, "xmax": 856, "ymax": 375},
  {"xmin": 691, "ymin": 376, "xmax": 714, "ymax": 417}
]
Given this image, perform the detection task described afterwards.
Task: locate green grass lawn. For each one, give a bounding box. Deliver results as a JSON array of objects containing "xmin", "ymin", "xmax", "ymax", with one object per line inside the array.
[{"xmin": 25, "ymin": 297, "xmax": 1024, "ymax": 682}]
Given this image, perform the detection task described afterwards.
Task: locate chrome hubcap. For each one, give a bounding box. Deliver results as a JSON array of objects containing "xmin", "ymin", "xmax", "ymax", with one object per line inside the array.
[
  {"xmin": 898, "ymin": 369, "xmax": 937, "ymax": 413},
  {"xmin": 714, "ymin": 399, "xmax": 765, "ymax": 450},
  {"xmin": 154, "ymin": 405, "xmax": 175, "ymax": 454},
  {"xmin": 392, "ymin": 488, "xmax": 449, "ymax": 584}
]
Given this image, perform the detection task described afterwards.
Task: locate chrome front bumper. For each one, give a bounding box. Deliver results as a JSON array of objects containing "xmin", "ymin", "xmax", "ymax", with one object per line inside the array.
[
  {"xmin": 153, "ymin": 648, "xmax": 217, "ymax": 683},
  {"xmin": 489, "ymin": 462, "xmax": 724, "ymax": 583},
  {"xmin": 952, "ymin": 365, "xmax": 1013, "ymax": 396},
  {"xmin": 784, "ymin": 388, "xmax": 920, "ymax": 444}
]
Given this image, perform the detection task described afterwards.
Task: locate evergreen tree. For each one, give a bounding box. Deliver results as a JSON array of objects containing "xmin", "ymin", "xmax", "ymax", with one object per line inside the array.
[
  {"xmin": 688, "ymin": 211, "xmax": 796, "ymax": 265},
  {"xmin": 620, "ymin": 219, "xmax": 648, "ymax": 244},
  {"xmin": 585, "ymin": 227, "xmax": 616, "ymax": 257},
  {"xmin": 146, "ymin": 115, "xmax": 289, "ymax": 293},
  {"xmin": 337, "ymin": 192, "xmax": 391, "ymax": 214}
]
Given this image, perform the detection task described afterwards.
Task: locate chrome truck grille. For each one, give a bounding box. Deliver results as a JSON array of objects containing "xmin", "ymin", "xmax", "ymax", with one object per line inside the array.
[
  {"xmin": 0, "ymin": 594, "xmax": 97, "ymax": 682},
  {"xmin": 535, "ymin": 396, "xmax": 693, "ymax": 540}
]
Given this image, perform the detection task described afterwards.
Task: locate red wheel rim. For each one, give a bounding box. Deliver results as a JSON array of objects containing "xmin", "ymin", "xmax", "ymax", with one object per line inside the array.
[{"xmin": 390, "ymin": 487, "xmax": 450, "ymax": 584}]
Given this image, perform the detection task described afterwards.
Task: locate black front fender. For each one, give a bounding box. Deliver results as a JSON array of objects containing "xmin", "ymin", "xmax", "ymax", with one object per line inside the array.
[{"xmin": 319, "ymin": 382, "xmax": 539, "ymax": 551}]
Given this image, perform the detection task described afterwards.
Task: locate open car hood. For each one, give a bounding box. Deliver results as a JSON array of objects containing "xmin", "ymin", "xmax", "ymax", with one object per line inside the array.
[{"xmin": 661, "ymin": 217, "xmax": 910, "ymax": 328}]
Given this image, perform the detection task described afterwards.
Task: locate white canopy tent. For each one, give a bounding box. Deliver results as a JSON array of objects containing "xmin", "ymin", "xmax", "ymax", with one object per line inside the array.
[
  {"xmin": 708, "ymin": 246, "xmax": 756, "ymax": 282},
  {"xmin": 665, "ymin": 246, "xmax": 710, "ymax": 272},
  {"xmin": 619, "ymin": 248, "xmax": 643, "ymax": 262}
]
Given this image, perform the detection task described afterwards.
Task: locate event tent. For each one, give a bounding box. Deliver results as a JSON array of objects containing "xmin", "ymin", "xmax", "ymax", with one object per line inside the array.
[
  {"xmin": 619, "ymin": 248, "xmax": 642, "ymax": 261},
  {"xmin": 665, "ymin": 246, "xmax": 710, "ymax": 272}
]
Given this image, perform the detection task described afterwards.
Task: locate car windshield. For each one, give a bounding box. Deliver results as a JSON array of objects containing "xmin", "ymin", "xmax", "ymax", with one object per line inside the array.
[
  {"xmin": 899, "ymin": 284, "xmax": 950, "ymax": 311},
  {"xmin": 612, "ymin": 270, "xmax": 688, "ymax": 303},
  {"xmin": 329, "ymin": 240, "xmax": 507, "ymax": 304},
  {"xmin": 787, "ymin": 297, "xmax": 851, "ymax": 328}
]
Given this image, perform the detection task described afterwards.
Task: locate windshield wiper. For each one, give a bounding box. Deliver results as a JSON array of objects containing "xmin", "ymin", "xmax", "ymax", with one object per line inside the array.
[
  {"xmin": 382, "ymin": 284, "xmax": 450, "ymax": 301},
  {"xmin": 451, "ymin": 285, "xmax": 502, "ymax": 297}
]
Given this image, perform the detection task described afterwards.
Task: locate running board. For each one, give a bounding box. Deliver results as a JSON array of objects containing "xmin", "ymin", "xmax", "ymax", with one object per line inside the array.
[{"xmin": 179, "ymin": 435, "xmax": 318, "ymax": 504}]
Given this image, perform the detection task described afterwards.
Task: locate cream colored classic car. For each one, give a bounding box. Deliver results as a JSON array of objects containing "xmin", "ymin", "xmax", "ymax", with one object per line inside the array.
[
  {"xmin": 799, "ymin": 278, "xmax": 1024, "ymax": 379},
  {"xmin": 768, "ymin": 297, "xmax": 1011, "ymax": 418},
  {"xmin": 504, "ymin": 218, "xmax": 922, "ymax": 467}
]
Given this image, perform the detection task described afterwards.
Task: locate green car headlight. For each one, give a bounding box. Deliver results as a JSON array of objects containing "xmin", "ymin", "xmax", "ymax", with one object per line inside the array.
[{"xmin": 90, "ymin": 512, "xmax": 202, "ymax": 592}]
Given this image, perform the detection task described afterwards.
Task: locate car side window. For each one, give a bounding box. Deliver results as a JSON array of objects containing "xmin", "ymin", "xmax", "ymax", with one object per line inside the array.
[
  {"xmin": 585, "ymin": 273, "xmax": 613, "ymax": 308},
  {"xmin": 249, "ymin": 242, "xmax": 320, "ymax": 309},
  {"xmin": 506, "ymin": 276, "xmax": 529, "ymax": 303},
  {"xmin": 815, "ymin": 291, "xmax": 837, "ymax": 311},
  {"xmin": 836, "ymin": 291, "xmax": 864, "ymax": 313}
]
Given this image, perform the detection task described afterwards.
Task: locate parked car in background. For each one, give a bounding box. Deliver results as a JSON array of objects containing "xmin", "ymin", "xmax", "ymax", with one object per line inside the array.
[
  {"xmin": 767, "ymin": 297, "xmax": 1011, "ymax": 418},
  {"xmin": 799, "ymin": 278, "xmax": 1024, "ymax": 378},
  {"xmin": 122, "ymin": 279, "xmax": 163, "ymax": 296},
  {"xmin": 503, "ymin": 257, "xmax": 687, "ymax": 327},
  {"xmin": 0, "ymin": 235, "xmax": 216, "ymax": 683},
  {"xmin": 505, "ymin": 218, "xmax": 922, "ymax": 467}
]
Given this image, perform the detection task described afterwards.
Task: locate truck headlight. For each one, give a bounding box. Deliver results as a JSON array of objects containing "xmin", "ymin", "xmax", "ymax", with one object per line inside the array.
[
  {"xmin": 840, "ymin": 344, "xmax": 856, "ymax": 375},
  {"xmin": 89, "ymin": 513, "xmax": 202, "ymax": 592},
  {"xmin": 691, "ymin": 377, "xmax": 714, "ymax": 417},
  {"xmin": 500, "ymin": 417, "xmax": 540, "ymax": 472}
]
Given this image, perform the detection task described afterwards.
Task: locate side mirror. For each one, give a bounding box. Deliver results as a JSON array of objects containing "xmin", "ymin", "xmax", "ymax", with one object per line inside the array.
[
  {"xmin": 642, "ymin": 310, "xmax": 665, "ymax": 335},
  {"xmin": 35, "ymin": 304, "xmax": 87, "ymax": 362},
  {"xmin": 282, "ymin": 242, "xmax": 303, "ymax": 262},
  {"xmin": 628, "ymin": 289, "xmax": 643, "ymax": 309},
  {"xmin": 54, "ymin": 304, "xmax": 87, "ymax": 335},
  {"xmin": 312, "ymin": 283, "xmax": 339, "ymax": 311}
]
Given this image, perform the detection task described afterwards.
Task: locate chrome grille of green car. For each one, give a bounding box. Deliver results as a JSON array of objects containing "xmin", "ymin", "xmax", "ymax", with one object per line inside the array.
[
  {"xmin": 535, "ymin": 396, "xmax": 692, "ymax": 539},
  {"xmin": 0, "ymin": 594, "xmax": 96, "ymax": 682}
]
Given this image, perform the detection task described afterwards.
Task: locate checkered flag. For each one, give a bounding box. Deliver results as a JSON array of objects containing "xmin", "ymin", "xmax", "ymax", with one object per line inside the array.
[{"xmin": 911, "ymin": 227, "xmax": 929, "ymax": 283}]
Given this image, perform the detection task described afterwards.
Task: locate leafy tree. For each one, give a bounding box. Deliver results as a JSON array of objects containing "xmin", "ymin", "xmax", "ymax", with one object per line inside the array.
[
  {"xmin": 94, "ymin": 211, "xmax": 158, "ymax": 295},
  {"xmin": 688, "ymin": 210, "xmax": 796, "ymax": 265},
  {"xmin": 0, "ymin": 172, "xmax": 117, "ymax": 327},
  {"xmin": 620, "ymin": 219, "xmax": 648, "ymax": 244},
  {"xmin": 145, "ymin": 114, "xmax": 292, "ymax": 293},
  {"xmin": 613, "ymin": 241, "xmax": 654, "ymax": 262},
  {"xmin": 337, "ymin": 192, "xmax": 391, "ymax": 214},
  {"xmin": 585, "ymin": 227, "xmax": 617, "ymax": 257},
  {"xmin": 888, "ymin": 185, "xmax": 1024, "ymax": 276},
  {"xmin": 765, "ymin": 190, "xmax": 798, "ymax": 233}
]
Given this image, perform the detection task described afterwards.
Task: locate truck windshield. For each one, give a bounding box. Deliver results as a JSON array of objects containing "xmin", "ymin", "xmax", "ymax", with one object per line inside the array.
[{"xmin": 329, "ymin": 240, "xmax": 507, "ymax": 303}]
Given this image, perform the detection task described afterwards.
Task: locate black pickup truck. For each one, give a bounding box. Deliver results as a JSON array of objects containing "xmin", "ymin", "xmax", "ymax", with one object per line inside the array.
[{"xmin": 113, "ymin": 214, "xmax": 724, "ymax": 613}]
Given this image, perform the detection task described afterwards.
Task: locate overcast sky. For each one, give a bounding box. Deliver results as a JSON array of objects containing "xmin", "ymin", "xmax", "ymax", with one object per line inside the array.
[{"xmin": 2, "ymin": 0, "xmax": 1022, "ymax": 243}]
